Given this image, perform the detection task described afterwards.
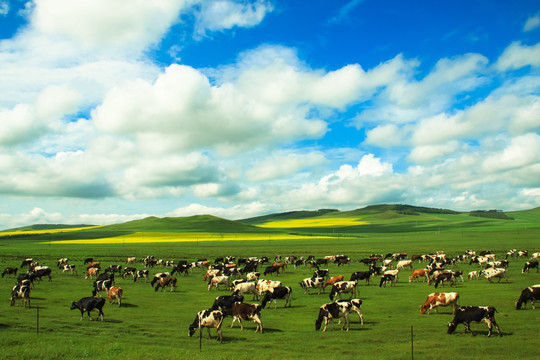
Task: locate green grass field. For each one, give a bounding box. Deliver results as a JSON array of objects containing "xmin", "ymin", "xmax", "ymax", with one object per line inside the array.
[{"xmin": 1, "ymin": 206, "xmax": 539, "ymax": 359}]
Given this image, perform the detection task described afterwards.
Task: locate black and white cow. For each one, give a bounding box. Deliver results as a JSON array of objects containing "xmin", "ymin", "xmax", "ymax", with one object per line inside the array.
[
  {"xmin": 515, "ymin": 285, "xmax": 540, "ymax": 310},
  {"xmin": 92, "ymin": 279, "xmax": 112, "ymax": 297},
  {"xmin": 133, "ymin": 269, "xmax": 149, "ymax": 282},
  {"xmin": 329, "ymin": 281, "xmax": 357, "ymax": 300},
  {"xmin": 261, "ymin": 286, "xmax": 292, "ymax": 309},
  {"xmin": 299, "ymin": 276, "xmax": 325, "ymax": 295},
  {"xmin": 447, "ymin": 306, "xmax": 502, "ymax": 337},
  {"xmin": 32, "ymin": 267, "xmax": 52, "ymax": 281},
  {"xmin": 122, "ymin": 267, "xmax": 137, "ymax": 279},
  {"xmin": 337, "ymin": 299, "xmax": 364, "ymax": 325},
  {"xmin": 315, "ymin": 301, "xmax": 352, "ymax": 332},
  {"xmin": 522, "ymin": 261, "xmax": 539, "ymax": 273},
  {"xmin": 211, "ymin": 290, "xmax": 245, "ymax": 316},
  {"xmin": 188, "ymin": 309, "xmax": 224, "ymax": 343},
  {"xmin": 379, "ymin": 274, "xmax": 396, "ymax": 288},
  {"xmin": 61, "ymin": 264, "xmax": 77, "ymax": 275},
  {"xmin": 70, "ymin": 297, "xmax": 105, "ymax": 321},
  {"xmin": 10, "ymin": 283, "xmax": 30, "ymax": 308}
]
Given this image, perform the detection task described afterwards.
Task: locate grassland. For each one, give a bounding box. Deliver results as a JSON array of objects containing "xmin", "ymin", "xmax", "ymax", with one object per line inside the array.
[{"xmin": 1, "ymin": 205, "xmax": 539, "ymax": 359}]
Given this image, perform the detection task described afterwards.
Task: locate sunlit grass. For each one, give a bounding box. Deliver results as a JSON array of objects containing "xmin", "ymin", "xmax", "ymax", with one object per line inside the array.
[
  {"xmin": 259, "ymin": 217, "xmax": 369, "ymax": 228},
  {"xmin": 42, "ymin": 231, "xmax": 335, "ymax": 244},
  {"xmin": 2, "ymin": 225, "xmax": 102, "ymax": 236}
]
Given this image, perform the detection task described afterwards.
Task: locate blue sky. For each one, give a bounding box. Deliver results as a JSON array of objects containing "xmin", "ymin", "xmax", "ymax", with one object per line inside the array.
[{"xmin": 0, "ymin": 0, "xmax": 539, "ymax": 229}]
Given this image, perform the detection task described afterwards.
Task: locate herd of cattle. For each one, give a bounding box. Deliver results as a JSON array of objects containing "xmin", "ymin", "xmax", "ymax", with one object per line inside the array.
[{"xmin": 3, "ymin": 249, "xmax": 540, "ymax": 342}]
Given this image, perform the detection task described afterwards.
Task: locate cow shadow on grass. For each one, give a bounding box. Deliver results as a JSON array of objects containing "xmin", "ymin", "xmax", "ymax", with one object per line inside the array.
[
  {"xmin": 117, "ymin": 302, "xmax": 138, "ymax": 308},
  {"xmin": 103, "ymin": 319, "xmax": 123, "ymax": 324},
  {"xmin": 0, "ymin": 323, "xmax": 10, "ymax": 329},
  {"xmin": 454, "ymin": 330, "xmax": 511, "ymax": 337}
]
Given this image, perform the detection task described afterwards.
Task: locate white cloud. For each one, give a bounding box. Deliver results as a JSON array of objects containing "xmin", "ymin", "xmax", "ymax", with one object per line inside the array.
[
  {"xmin": 482, "ymin": 133, "xmax": 540, "ymax": 173},
  {"xmin": 0, "ymin": 1, "xmax": 9, "ymax": 16},
  {"xmin": 194, "ymin": 0, "xmax": 273, "ymax": 36},
  {"xmin": 246, "ymin": 151, "xmax": 326, "ymax": 181},
  {"xmin": 31, "ymin": 0, "xmax": 190, "ymax": 52},
  {"xmin": 495, "ymin": 41, "xmax": 540, "ymax": 71},
  {"xmin": 408, "ymin": 141, "xmax": 459, "ymax": 163},
  {"xmin": 523, "ymin": 13, "xmax": 540, "ymax": 32}
]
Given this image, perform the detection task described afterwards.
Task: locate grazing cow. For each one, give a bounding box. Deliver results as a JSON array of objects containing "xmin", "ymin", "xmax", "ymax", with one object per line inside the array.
[
  {"xmin": 261, "ymin": 286, "xmax": 292, "ymax": 309},
  {"xmin": 92, "ymin": 279, "xmax": 112, "ymax": 297},
  {"xmin": 188, "ymin": 309, "xmax": 224, "ymax": 343},
  {"xmin": 83, "ymin": 258, "xmax": 93, "ymax": 264},
  {"xmin": 313, "ymin": 269, "xmax": 330, "ymax": 280},
  {"xmin": 70, "ymin": 297, "xmax": 105, "ymax": 321},
  {"xmin": 468, "ymin": 271, "xmax": 480, "ymax": 280},
  {"xmin": 379, "ymin": 274, "xmax": 396, "ymax": 288},
  {"xmin": 433, "ymin": 272, "xmax": 456, "ymax": 288},
  {"xmin": 203, "ymin": 269, "xmax": 221, "ymax": 281},
  {"xmin": 522, "ymin": 261, "xmax": 539, "ymax": 273},
  {"xmin": 150, "ymin": 272, "xmax": 170, "ymax": 286},
  {"xmin": 480, "ymin": 268, "xmax": 508, "ymax": 283},
  {"xmin": 105, "ymin": 265, "xmax": 122, "ymax": 274},
  {"xmin": 86, "ymin": 262, "xmax": 100, "ymax": 270},
  {"xmin": 107, "ymin": 286, "xmax": 123, "ymax": 307},
  {"xmin": 230, "ymin": 303, "xmax": 263, "ymax": 333},
  {"xmin": 337, "ymin": 299, "xmax": 364, "ymax": 325},
  {"xmin": 409, "ymin": 269, "xmax": 428, "ymax": 282},
  {"xmin": 134, "ymin": 269, "xmax": 149, "ymax": 283},
  {"xmin": 33, "ymin": 268, "xmax": 52, "ymax": 281},
  {"xmin": 85, "ymin": 267, "xmax": 99, "ymax": 279},
  {"xmin": 233, "ymin": 282, "xmax": 259, "ymax": 300},
  {"xmin": 315, "ymin": 301, "xmax": 352, "ymax": 332},
  {"xmin": 299, "ymin": 276, "xmax": 325, "ymax": 295},
  {"xmin": 154, "ymin": 276, "xmax": 177, "ymax": 292},
  {"xmin": 350, "ymin": 271, "xmax": 373, "ymax": 285},
  {"xmin": 126, "ymin": 257, "xmax": 136, "ymax": 264},
  {"xmin": 20, "ymin": 258, "xmax": 33, "ymax": 268},
  {"xmin": 256, "ymin": 279, "xmax": 282, "ymax": 295},
  {"xmin": 420, "ymin": 292, "xmax": 460, "ymax": 315},
  {"xmin": 396, "ymin": 260, "xmax": 413, "ymax": 270},
  {"xmin": 329, "ymin": 281, "xmax": 357, "ymax": 300},
  {"xmin": 122, "ymin": 267, "xmax": 136, "ymax": 279},
  {"xmin": 518, "ymin": 250, "xmax": 528, "ymax": 257},
  {"xmin": 447, "ymin": 306, "xmax": 502, "ymax": 337},
  {"xmin": 10, "ymin": 283, "xmax": 31, "ymax": 308},
  {"xmin": 61, "ymin": 264, "xmax": 77, "ymax": 275},
  {"xmin": 515, "ymin": 285, "xmax": 540, "ymax": 310},
  {"xmin": 208, "ymin": 275, "xmax": 230, "ymax": 291},
  {"xmin": 1, "ymin": 267, "xmax": 18, "ymax": 278},
  {"xmin": 531, "ymin": 252, "xmax": 540, "ymax": 259},
  {"xmin": 383, "ymin": 269, "xmax": 400, "ymax": 281},
  {"xmin": 486, "ymin": 260, "xmax": 509, "ymax": 269},
  {"xmin": 211, "ymin": 290, "xmax": 245, "ymax": 315},
  {"xmin": 246, "ymin": 272, "xmax": 260, "ymax": 282}
]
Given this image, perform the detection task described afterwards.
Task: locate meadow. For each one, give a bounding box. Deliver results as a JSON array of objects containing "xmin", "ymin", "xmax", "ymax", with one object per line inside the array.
[{"xmin": 1, "ymin": 206, "xmax": 539, "ymax": 360}]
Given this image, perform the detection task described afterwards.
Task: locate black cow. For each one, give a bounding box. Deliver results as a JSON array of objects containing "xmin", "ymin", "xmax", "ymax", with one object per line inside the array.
[
  {"xmin": 263, "ymin": 265, "xmax": 280, "ymax": 276},
  {"xmin": 350, "ymin": 271, "xmax": 372, "ymax": 285},
  {"xmin": 522, "ymin": 261, "xmax": 539, "ymax": 273},
  {"xmin": 83, "ymin": 258, "xmax": 93, "ymax": 264},
  {"xmin": 33, "ymin": 268, "xmax": 52, "ymax": 281},
  {"xmin": 171, "ymin": 264, "xmax": 190, "ymax": 276},
  {"xmin": 1, "ymin": 267, "xmax": 18, "ymax": 278},
  {"xmin": 515, "ymin": 285, "xmax": 540, "ymax": 310},
  {"xmin": 261, "ymin": 286, "xmax": 292, "ymax": 309},
  {"xmin": 70, "ymin": 297, "xmax": 105, "ymax": 321},
  {"xmin": 447, "ymin": 306, "xmax": 501, "ymax": 337},
  {"xmin": 210, "ymin": 290, "xmax": 244, "ymax": 316}
]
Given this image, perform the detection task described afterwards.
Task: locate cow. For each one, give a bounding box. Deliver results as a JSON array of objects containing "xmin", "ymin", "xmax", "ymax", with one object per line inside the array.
[
  {"xmin": 70, "ymin": 297, "xmax": 105, "ymax": 321},
  {"xmin": 203, "ymin": 269, "xmax": 221, "ymax": 281},
  {"xmin": 383, "ymin": 269, "xmax": 399, "ymax": 281},
  {"xmin": 122, "ymin": 267, "xmax": 136, "ymax": 279},
  {"xmin": 20, "ymin": 258, "xmax": 33, "ymax": 268},
  {"xmin": 211, "ymin": 290, "xmax": 244, "ymax": 315},
  {"xmin": 256, "ymin": 279, "xmax": 282, "ymax": 295},
  {"xmin": 420, "ymin": 292, "xmax": 459, "ymax": 315},
  {"xmin": 33, "ymin": 267, "xmax": 52, "ymax": 281},
  {"xmin": 522, "ymin": 261, "xmax": 539, "ymax": 273},
  {"xmin": 263, "ymin": 265, "xmax": 280, "ymax": 276},
  {"xmin": 1, "ymin": 267, "xmax": 18, "ymax": 278},
  {"xmin": 105, "ymin": 265, "xmax": 122, "ymax": 274},
  {"xmin": 396, "ymin": 260, "xmax": 413, "ymax": 270},
  {"xmin": 230, "ymin": 303, "xmax": 263, "ymax": 333},
  {"xmin": 83, "ymin": 258, "xmax": 94, "ymax": 264},
  {"xmin": 486, "ymin": 260, "xmax": 509, "ymax": 269},
  {"xmin": 107, "ymin": 286, "xmax": 123, "ymax": 307},
  {"xmin": 337, "ymin": 299, "xmax": 364, "ymax": 325},
  {"xmin": 299, "ymin": 276, "xmax": 325, "ymax": 295},
  {"xmin": 350, "ymin": 271, "xmax": 373, "ymax": 285},
  {"xmin": 208, "ymin": 275, "xmax": 230, "ymax": 291},
  {"xmin": 57, "ymin": 258, "xmax": 69, "ymax": 267},
  {"xmin": 409, "ymin": 269, "xmax": 428, "ymax": 282},
  {"xmin": 480, "ymin": 268, "xmax": 508, "ymax": 283},
  {"xmin": 10, "ymin": 283, "xmax": 30, "ymax": 308},
  {"xmin": 61, "ymin": 264, "xmax": 77, "ymax": 275},
  {"xmin": 315, "ymin": 301, "xmax": 352, "ymax": 332},
  {"xmin": 92, "ymin": 279, "xmax": 112, "ymax": 297},
  {"xmin": 154, "ymin": 276, "xmax": 177, "ymax": 292},
  {"xmin": 171, "ymin": 264, "xmax": 190, "ymax": 276},
  {"xmin": 133, "ymin": 269, "xmax": 149, "ymax": 283},
  {"xmin": 233, "ymin": 282, "xmax": 259, "ymax": 300},
  {"xmin": 84, "ymin": 267, "xmax": 99, "ymax": 279},
  {"xmin": 188, "ymin": 309, "xmax": 224, "ymax": 343},
  {"xmin": 150, "ymin": 272, "xmax": 170, "ymax": 286},
  {"xmin": 246, "ymin": 272, "xmax": 260, "ymax": 282},
  {"xmin": 329, "ymin": 281, "xmax": 357, "ymax": 300},
  {"xmin": 86, "ymin": 262, "xmax": 100, "ymax": 270},
  {"xmin": 515, "ymin": 285, "xmax": 540, "ymax": 310},
  {"xmin": 126, "ymin": 257, "xmax": 136, "ymax": 264},
  {"xmin": 531, "ymin": 252, "xmax": 540, "ymax": 259},
  {"xmin": 447, "ymin": 306, "xmax": 502, "ymax": 337},
  {"xmin": 433, "ymin": 272, "xmax": 456, "ymax": 288},
  {"xmin": 324, "ymin": 275, "xmax": 345, "ymax": 289},
  {"xmin": 261, "ymin": 286, "xmax": 292, "ymax": 309},
  {"xmin": 467, "ymin": 271, "xmax": 480, "ymax": 280},
  {"xmin": 379, "ymin": 274, "xmax": 396, "ymax": 288}
]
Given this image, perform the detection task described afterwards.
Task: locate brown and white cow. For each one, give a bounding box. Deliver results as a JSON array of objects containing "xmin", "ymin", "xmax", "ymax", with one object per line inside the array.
[
  {"xmin": 396, "ymin": 260, "xmax": 413, "ymax": 270},
  {"xmin": 154, "ymin": 276, "xmax": 177, "ymax": 292},
  {"xmin": 409, "ymin": 269, "xmax": 428, "ymax": 282},
  {"xmin": 230, "ymin": 303, "xmax": 263, "ymax": 333},
  {"xmin": 420, "ymin": 292, "xmax": 459, "ymax": 315},
  {"xmin": 208, "ymin": 275, "xmax": 230, "ymax": 291},
  {"xmin": 107, "ymin": 286, "xmax": 123, "ymax": 307},
  {"xmin": 85, "ymin": 267, "xmax": 100, "ymax": 279},
  {"xmin": 324, "ymin": 275, "xmax": 345, "ymax": 289},
  {"xmin": 126, "ymin": 257, "xmax": 136, "ymax": 264},
  {"xmin": 256, "ymin": 279, "xmax": 282, "ymax": 295}
]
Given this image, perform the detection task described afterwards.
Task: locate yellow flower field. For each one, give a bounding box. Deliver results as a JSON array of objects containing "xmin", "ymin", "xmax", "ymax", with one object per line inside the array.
[
  {"xmin": 42, "ymin": 232, "xmax": 335, "ymax": 244},
  {"xmin": 2, "ymin": 226, "xmax": 102, "ymax": 237},
  {"xmin": 259, "ymin": 217, "xmax": 369, "ymax": 228}
]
